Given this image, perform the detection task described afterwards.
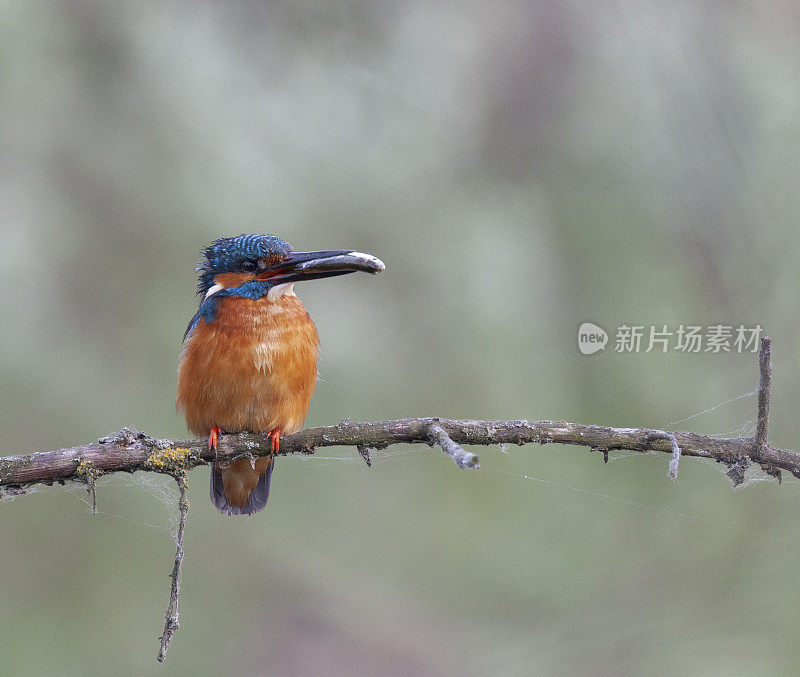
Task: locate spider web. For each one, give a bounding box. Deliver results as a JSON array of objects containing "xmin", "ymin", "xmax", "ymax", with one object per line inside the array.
[
  {"xmin": 1, "ymin": 470, "xmax": 180, "ymax": 535},
  {"xmin": 481, "ymin": 387, "xmax": 795, "ymax": 540}
]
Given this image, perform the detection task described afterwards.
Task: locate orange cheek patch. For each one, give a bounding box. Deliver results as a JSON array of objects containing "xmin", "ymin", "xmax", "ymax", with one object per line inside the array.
[{"xmin": 214, "ymin": 272, "xmax": 254, "ymax": 288}]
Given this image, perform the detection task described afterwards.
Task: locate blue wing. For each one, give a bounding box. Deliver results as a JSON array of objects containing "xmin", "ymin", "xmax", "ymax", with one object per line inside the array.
[{"xmin": 183, "ymin": 295, "xmax": 221, "ymax": 342}]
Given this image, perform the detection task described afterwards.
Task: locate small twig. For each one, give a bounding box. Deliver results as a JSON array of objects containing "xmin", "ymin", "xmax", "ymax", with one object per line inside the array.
[
  {"xmin": 157, "ymin": 471, "xmax": 189, "ymax": 663},
  {"xmin": 87, "ymin": 476, "xmax": 97, "ymax": 515},
  {"xmin": 648, "ymin": 432, "xmax": 682, "ymax": 479},
  {"xmin": 428, "ymin": 424, "xmax": 480, "ymax": 469},
  {"xmin": 755, "ymin": 336, "xmax": 772, "ymax": 451},
  {"xmin": 593, "ymin": 447, "xmax": 609, "ymax": 463}
]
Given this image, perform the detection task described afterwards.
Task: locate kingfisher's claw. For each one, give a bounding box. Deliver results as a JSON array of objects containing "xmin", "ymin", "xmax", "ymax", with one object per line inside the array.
[
  {"xmin": 208, "ymin": 426, "xmax": 221, "ymax": 450},
  {"xmin": 269, "ymin": 428, "xmax": 280, "ymax": 454}
]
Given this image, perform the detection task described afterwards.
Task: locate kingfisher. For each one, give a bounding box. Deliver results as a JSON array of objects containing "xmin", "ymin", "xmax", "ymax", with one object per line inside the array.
[{"xmin": 177, "ymin": 234, "xmax": 384, "ymax": 515}]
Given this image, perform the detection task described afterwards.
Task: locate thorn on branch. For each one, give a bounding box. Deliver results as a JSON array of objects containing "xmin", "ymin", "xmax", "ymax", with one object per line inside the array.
[
  {"xmin": 356, "ymin": 445, "xmax": 372, "ymax": 467},
  {"xmin": 428, "ymin": 424, "xmax": 480, "ymax": 469}
]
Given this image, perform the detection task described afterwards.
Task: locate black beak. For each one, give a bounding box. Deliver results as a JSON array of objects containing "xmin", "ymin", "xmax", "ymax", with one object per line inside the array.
[{"xmin": 256, "ymin": 250, "xmax": 385, "ymax": 284}]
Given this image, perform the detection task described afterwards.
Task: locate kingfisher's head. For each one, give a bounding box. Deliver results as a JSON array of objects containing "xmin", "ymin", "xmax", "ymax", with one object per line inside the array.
[{"xmin": 197, "ymin": 234, "xmax": 384, "ymax": 299}]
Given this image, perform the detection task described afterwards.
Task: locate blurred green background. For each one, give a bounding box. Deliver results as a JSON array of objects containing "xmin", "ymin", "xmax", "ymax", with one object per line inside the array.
[{"xmin": 3, "ymin": 2, "xmax": 800, "ymax": 675}]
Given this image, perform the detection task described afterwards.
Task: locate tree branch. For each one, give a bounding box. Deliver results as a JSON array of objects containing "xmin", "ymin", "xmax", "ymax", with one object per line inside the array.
[
  {"xmin": 3, "ymin": 415, "xmax": 796, "ymax": 490},
  {"xmin": 1, "ymin": 336, "xmax": 786, "ymax": 661}
]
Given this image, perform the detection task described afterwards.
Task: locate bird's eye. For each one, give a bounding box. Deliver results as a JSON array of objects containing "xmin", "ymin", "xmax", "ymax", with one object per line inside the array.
[{"xmin": 240, "ymin": 260, "xmax": 258, "ymax": 272}]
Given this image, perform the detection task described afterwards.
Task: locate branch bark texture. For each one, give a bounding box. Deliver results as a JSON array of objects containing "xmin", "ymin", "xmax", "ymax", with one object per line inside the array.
[
  {"xmin": 1, "ymin": 417, "xmax": 794, "ymax": 489},
  {"xmin": 0, "ymin": 339, "xmax": 792, "ymax": 491}
]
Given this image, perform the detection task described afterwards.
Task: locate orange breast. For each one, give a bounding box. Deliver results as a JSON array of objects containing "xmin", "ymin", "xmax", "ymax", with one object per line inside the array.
[{"xmin": 176, "ymin": 294, "xmax": 320, "ymax": 437}]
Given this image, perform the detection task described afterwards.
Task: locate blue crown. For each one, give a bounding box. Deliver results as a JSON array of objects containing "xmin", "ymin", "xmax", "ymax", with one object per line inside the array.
[{"xmin": 197, "ymin": 234, "xmax": 292, "ymax": 295}]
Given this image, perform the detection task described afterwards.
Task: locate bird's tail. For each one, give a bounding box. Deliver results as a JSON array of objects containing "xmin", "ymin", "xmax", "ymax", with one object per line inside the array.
[{"xmin": 210, "ymin": 456, "xmax": 275, "ymax": 515}]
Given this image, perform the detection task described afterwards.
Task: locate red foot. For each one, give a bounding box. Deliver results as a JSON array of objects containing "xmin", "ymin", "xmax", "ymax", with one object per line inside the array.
[
  {"xmin": 208, "ymin": 426, "xmax": 221, "ymax": 450},
  {"xmin": 269, "ymin": 428, "xmax": 281, "ymax": 455}
]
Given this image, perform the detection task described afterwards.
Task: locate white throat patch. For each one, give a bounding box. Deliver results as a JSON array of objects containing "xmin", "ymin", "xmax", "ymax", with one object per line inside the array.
[
  {"xmin": 204, "ymin": 281, "xmax": 296, "ymax": 302},
  {"xmin": 204, "ymin": 283, "xmax": 224, "ymax": 299},
  {"xmin": 267, "ymin": 282, "xmax": 296, "ymax": 301}
]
